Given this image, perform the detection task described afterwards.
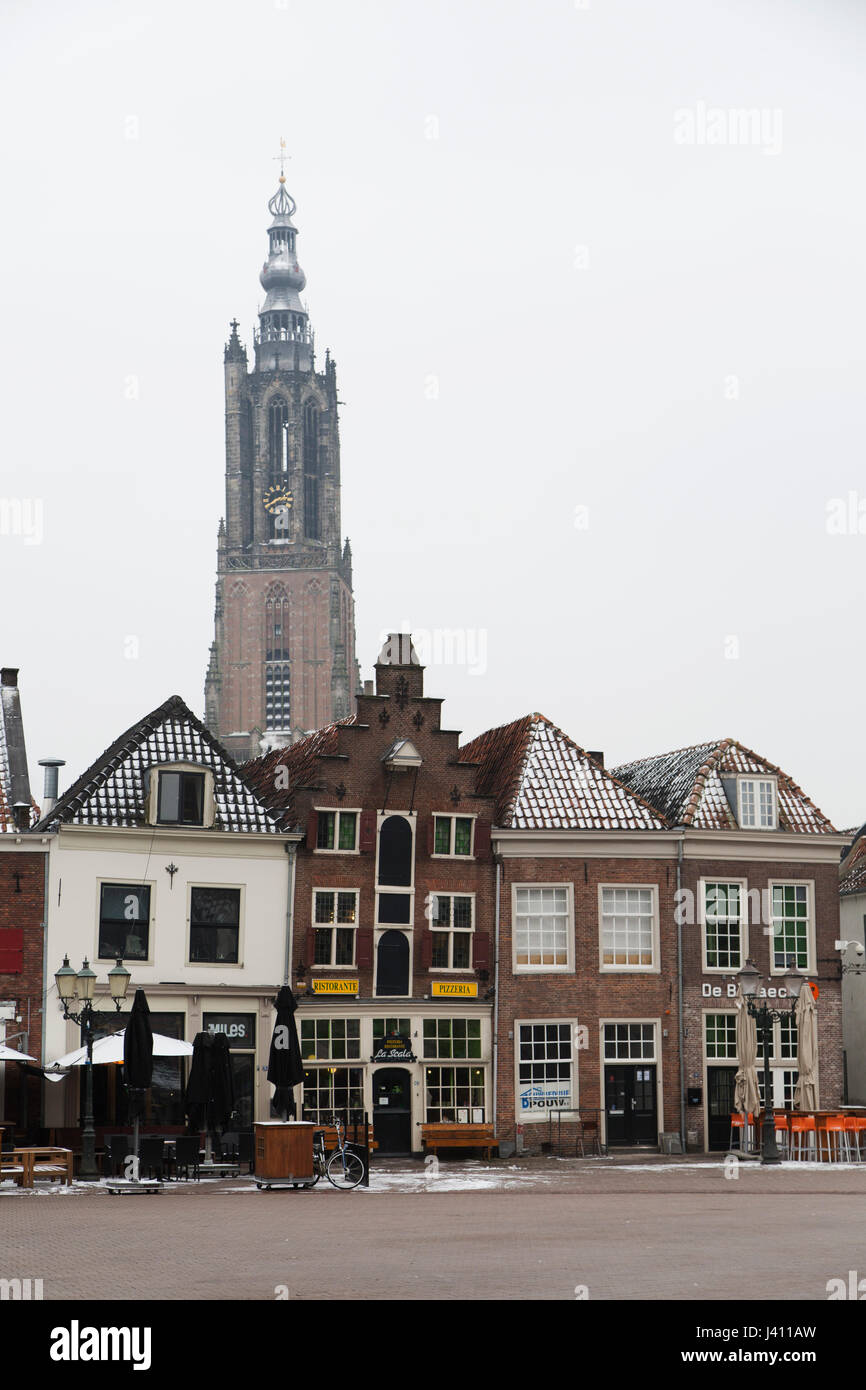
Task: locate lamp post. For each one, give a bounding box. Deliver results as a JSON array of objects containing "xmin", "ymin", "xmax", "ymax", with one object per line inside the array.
[
  {"xmin": 737, "ymin": 957, "xmax": 804, "ymax": 1165},
  {"xmin": 54, "ymin": 956, "xmax": 131, "ymax": 1180}
]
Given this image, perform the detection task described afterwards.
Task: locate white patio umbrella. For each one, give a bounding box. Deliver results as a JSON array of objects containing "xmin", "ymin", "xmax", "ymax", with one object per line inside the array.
[
  {"xmin": 44, "ymin": 1029, "xmax": 193, "ymax": 1073},
  {"xmin": 793, "ymin": 983, "xmax": 819, "ymax": 1111},
  {"xmin": 734, "ymin": 987, "xmax": 760, "ymax": 1130},
  {"xmin": 0, "ymin": 1044, "xmax": 36, "ymax": 1062}
]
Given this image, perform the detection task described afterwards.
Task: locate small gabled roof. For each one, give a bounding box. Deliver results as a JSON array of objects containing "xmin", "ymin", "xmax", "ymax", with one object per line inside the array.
[
  {"xmin": 34, "ymin": 695, "xmax": 283, "ymax": 834},
  {"xmin": 612, "ymin": 738, "xmax": 836, "ymax": 833},
  {"xmin": 460, "ymin": 714, "xmax": 667, "ymax": 831},
  {"xmin": 243, "ymin": 716, "xmax": 357, "ymax": 816}
]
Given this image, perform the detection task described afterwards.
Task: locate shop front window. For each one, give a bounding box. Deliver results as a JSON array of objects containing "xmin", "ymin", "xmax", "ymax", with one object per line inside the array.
[
  {"xmin": 89, "ymin": 1012, "xmax": 186, "ymax": 1127},
  {"xmin": 425, "ymin": 1066, "xmax": 485, "ymax": 1122},
  {"xmin": 301, "ymin": 1066, "xmax": 364, "ymax": 1123}
]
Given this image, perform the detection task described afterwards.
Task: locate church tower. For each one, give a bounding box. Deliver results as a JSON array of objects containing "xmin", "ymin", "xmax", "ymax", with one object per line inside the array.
[{"xmin": 205, "ymin": 157, "xmax": 359, "ymax": 761}]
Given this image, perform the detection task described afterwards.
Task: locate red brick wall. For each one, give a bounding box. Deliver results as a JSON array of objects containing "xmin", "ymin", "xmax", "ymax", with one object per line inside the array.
[
  {"xmin": 0, "ymin": 849, "xmax": 47, "ymax": 1129},
  {"xmin": 681, "ymin": 856, "xmax": 842, "ymax": 1147},
  {"xmin": 494, "ymin": 852, "xmax": 680, "ymax": 1151}
]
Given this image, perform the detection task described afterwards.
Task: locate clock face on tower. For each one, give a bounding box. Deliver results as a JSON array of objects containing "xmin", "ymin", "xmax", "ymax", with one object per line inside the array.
[{"xmin": 262, "ymin": 484, "xmax": 294, "ymax": 515}]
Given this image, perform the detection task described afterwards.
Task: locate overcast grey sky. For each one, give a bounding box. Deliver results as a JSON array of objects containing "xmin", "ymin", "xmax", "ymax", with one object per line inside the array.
[{"xmin": 1, "ymin": 0, "xmax": 864, "ymax": 828}]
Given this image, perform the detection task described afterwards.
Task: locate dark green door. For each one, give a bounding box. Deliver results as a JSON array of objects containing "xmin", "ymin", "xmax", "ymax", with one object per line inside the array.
[{"xmin": 707, "ymin": 1067, "xmax": 737, "ymax": 1150}]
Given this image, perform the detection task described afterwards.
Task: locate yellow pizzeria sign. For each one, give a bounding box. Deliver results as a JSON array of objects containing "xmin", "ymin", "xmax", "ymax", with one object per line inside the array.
[
  {"xmin": 311, "ymin": 979, "xmax": 359, "ymax": 995},
  {"xmin": 431, "ymin": 982, "xmax": 478, "ymax": 998}
]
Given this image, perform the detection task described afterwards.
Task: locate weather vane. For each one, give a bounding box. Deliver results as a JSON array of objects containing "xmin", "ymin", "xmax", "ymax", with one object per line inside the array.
[{"xmin": 273, "ymin": 136, "xmax": 290, "ymax": 183}]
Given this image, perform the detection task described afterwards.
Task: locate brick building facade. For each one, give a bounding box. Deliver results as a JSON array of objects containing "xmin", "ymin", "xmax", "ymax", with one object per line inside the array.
[{"xmin": 0, "ymin": 667, "xmax": 46, "ymax": 1134}]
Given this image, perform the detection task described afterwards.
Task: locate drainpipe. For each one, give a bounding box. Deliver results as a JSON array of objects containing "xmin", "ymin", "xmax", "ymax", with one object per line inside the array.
[
  {"xmin": 676, "ymin": 831, "xmax": 686, "ymax": 1150},
  {"xmin": 493, "ymin": 856, "xmax": 501, "ymax": 1139},
  {"xmin": 283, "ymin": 841, "xmax": 297, "ymax": 987}
]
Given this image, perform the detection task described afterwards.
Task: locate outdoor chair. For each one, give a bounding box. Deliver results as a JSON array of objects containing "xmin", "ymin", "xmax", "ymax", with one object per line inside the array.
[
  {"xmin": 220, "ymin": 1131, "xmax": 239, "ymax": 1159},
  {"xmin": 173, "ymin": 1136, "xmax": 201, "ymax": 1180},
  {"xmin": 844, "ymin": 1117, "xmax": 866, "ymax": 1162},
  {"xmin": 138, "ymin": 1137, "xmax": 166, "ymax": 1180},
  {"xmin": 238, "ymin": 1131, "xmax": 254, "ymax": 1172},
  {"xmin": 104, "ymin": 1135, "xmax": 131, "ymax": 1178},
  {"xmin": 773, "ymin": 1114, "xmax": 789, "ymax": 1158},
  {"xmin": 790, "ymin": 1115, "xmax": 816, "ymax": 1160},
  {"xmin": 728, "ymin": 1112, "xmax": 754, "ymax": 1152},
  {"xmin": 819, "ymin": 1116, "xmax": 854, "ymax": 1164}
]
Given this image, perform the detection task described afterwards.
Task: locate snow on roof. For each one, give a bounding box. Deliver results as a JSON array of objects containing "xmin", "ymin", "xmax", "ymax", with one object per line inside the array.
[
  {"xmin": 243, "ymin": 716, "xmax": 356, "ymax": 817},
  {"xmin": 460, "ymin": 713, "xmax": 667, "ymax": 831},
  {"xmin": 612, "ymin": 739, "xmax": 836, "ymax": 833},
  {"xmin": 35, "ymin": 695, "xmax": 282, "ymax": 834}
]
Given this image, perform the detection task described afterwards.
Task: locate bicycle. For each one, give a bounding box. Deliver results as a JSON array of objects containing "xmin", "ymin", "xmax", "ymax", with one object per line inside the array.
[{"xmin": 312, "ymin": 1118, "xmax": 366, "ymax": 1191}]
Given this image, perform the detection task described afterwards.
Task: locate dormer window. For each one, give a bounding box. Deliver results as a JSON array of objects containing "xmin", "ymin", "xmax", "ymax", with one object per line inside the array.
[
  {"xmin": 738, "ymin": 777, "xmax": 777, "ymax": 830},
  {"xmin": 153, "ymin": 769, "xmax": 208, "ymax": 826}
]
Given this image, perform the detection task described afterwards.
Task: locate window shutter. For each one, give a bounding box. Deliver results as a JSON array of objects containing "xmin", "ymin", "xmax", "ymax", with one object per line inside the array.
[
  {"xmin": 473, "ymin": 932, "xmax": 490, "ymax": 971},
  {"xmin": 359, "ymin": 809, "xmax": 376, "ymax": 853},
  {"xmin": 356, "ymin": 928, "xmax": 374, "ymax": 967},
  {"xmin": 306, "ymin": 809, "xmax": 318, "ymax": 848},
  {"xmin": 473, "ymin": 819, "xmax": 491, "ymax": 859},
  {"xmin": 0, "ymin": 928, "xmax": 24, "ymax": 974},
  {"xmin": 427, "ymin": 815, "xmax": 436, "ymax": 855},
  {"xmin": 421, "ymin": 931, "xmax": 433, "ymax": 968},
  {"xmin": 303, "ymin": 927, "xmax": 315, "ymax": 966}
]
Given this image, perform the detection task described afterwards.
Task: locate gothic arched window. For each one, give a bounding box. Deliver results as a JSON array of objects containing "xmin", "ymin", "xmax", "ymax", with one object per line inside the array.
[
  {"xmin": 303, "ymin": 399, "xmax": 320, "ymax": 540},
  {"xmin": 268, "ymin": 397, "xmax": 290, "ymax": 480},
  {"xmin": 265, "ymin": 586, "xmax": 289, "ymax": 661}
]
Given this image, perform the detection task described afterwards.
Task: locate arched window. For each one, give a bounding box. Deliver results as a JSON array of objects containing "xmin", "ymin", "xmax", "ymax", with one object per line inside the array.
[
  {"xmin": 265, "ymin": 586, "xmax": 289, "ymax": 661},
  {"xmin": 303, "ymin": 399, "xmax": 320, "ymax": 540},
  {"xmin": 375, "ymin": 930, "xmax": 410, "ymax": 997},
  {"xmin": 268, "ymin": 397, "xmax": 289, "ymax": 480}
]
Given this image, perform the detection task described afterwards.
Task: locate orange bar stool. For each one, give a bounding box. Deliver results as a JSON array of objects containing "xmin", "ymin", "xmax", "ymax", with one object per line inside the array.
[
  {"xmin": 728, "ymin": 1112, "xmax": 754, "ymax": 1152},
  {"xmin": 818, "ymin": 1116, "xmax": 853, "ymax": 1164},
  {"xmin": 843, "ymin": 1117, "xmax": 865, "ymax": 1163},
  {"xmin": 790, "ymin": 1115, "xmax": 816, "ymax": 1160},
  {"xmin": 774, "ymin": 1113, "xmax": 790, "ymax": 1158}
]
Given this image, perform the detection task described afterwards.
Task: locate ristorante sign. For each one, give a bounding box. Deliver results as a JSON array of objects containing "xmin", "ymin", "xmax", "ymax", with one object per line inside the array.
[{"xmin": 371, "ymin": 1033, "xmax": 416, "ymax": 1063}]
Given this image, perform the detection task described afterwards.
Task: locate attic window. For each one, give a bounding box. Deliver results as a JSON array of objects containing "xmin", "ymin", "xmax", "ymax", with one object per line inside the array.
[
  {"xmin": 738, "ymin": 777, "xmax": 777, "ymax": 830},
  {"xmin": 157, "ymin": 771, "xmax": 205, "ymax": 826}
]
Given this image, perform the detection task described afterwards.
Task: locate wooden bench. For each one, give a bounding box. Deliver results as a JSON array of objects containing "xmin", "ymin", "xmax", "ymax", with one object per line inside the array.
[
  {"xmin": 17, "ymin": 1147, "xmax": 74, "ymax": 1187},
  {"xmin": 316, "ymin": 1124, "xmax": 377, "ymax": 1154},
  {"xmin": 0, "ymin": 1152, "xmax": 28, "ymax": 1187},
  {"xmin": 421, "ymin": 1123, "xmax": 498, "ymax": 1160}
]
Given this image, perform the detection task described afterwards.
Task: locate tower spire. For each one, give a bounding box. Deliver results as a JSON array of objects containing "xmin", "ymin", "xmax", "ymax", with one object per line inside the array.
[{"xmin": 256, "ymin": 145, "xmax": 311, "ymax": 372}]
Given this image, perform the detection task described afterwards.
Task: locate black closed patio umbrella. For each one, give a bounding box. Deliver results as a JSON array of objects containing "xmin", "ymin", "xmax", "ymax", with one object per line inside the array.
[
  {"xmin": 267, "ymin": 986, "xmax": 304, "ymax": 1120},
  {"xmin": 123, "ymin": 988, "xmax": 153, "ymax": 1174},
  {"xmin": 185, "ymin": 1031, "xmax": 235, "ymax": 1161}
]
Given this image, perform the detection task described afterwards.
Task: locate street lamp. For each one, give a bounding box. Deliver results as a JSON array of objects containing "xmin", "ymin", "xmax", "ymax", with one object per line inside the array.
[
  {"xmin": 736, "ymin": 957, "xmax": 803, "ymax": 1165},
  {"xmin": 54, "ymin": 956, "xmax": 132, "ymax": 1180}
]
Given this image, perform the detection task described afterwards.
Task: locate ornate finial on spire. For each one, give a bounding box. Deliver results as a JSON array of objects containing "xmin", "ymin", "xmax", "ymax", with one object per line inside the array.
[
  {"xmin": 268, "ymin": 137, "xmax": 297, "ymax": 217},
  {"xmin": 224, "ymin": 318, "xmax": 247, "ymax": 364}
]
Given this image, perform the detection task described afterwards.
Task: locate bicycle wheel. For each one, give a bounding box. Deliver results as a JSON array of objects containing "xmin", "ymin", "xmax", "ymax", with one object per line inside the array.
[{"xmin": 326, "ymin": 1148, "xmax": 365, "ymax": 1190}]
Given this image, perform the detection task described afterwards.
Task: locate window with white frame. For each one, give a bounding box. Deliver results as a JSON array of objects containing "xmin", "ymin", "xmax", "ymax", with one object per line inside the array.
[
  {"xmin": 429, "ymin": 893, "xmax": 474, "ymax": 969},
  {"xmin": 312, "ymin": 889, "xmax": 358, "ymax": 967},
  {"xmin": 516, "ymin": 1021, "xmax": 575, "ymax": 1117},
  {"xmin": 603, "ymin": 1023, "xmax": 656, "ymax": 1061},
  {"xmin": 423, "ymin": 1017, "xmax": 482, "ymax": 1059},
  {"xmin": 770, "ymin": 883, "xmax": 811, "ymax": 970},
  {"xmin": 600, "ymin": 887, "xmax": 655, "ymax": 968},
  {"xmin": 514, "ymin": 886, "xmax": 571, "ymax": 969},
  {"xmin": 738, "ymin": 777, "xmax": 777, "ymax": 829},
  {"xmin": 702, "ymin": 882, "xmax": 744, "ymax": 970},
  {"xmin": 704, "ymin": 1013, "xmax": 738, "ymax": 1060},
  {"xmin": 425, "ymin": 1066, "xmax": 486, "ymax": 1122},
  {"xmin": 433, "ymin": 815, "xmax": 474, "ymax": 857},
  {"xmin": 300, "ymin": 1017, "xmax": 361, "ymax": 1061},
  {"xmin": 316, "ymin": 810, "xmax": 358, "ymax": 852}
]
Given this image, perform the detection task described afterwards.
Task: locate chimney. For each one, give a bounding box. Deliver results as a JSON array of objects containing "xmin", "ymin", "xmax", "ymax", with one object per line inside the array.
[
  {"xmin": 38, "ymin": 758, "xmax": 66, "ymax": 817},
  {"xmin": 363, "ymin": 680, "xmax": 374, "ymax": 696},
  {"xmin": 588, "ymin": 750, "xmax": 605, "ymax": 769},
  {"xmin": 1, "ymin": 668, "xmax": 19, "ymax": 688}
]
